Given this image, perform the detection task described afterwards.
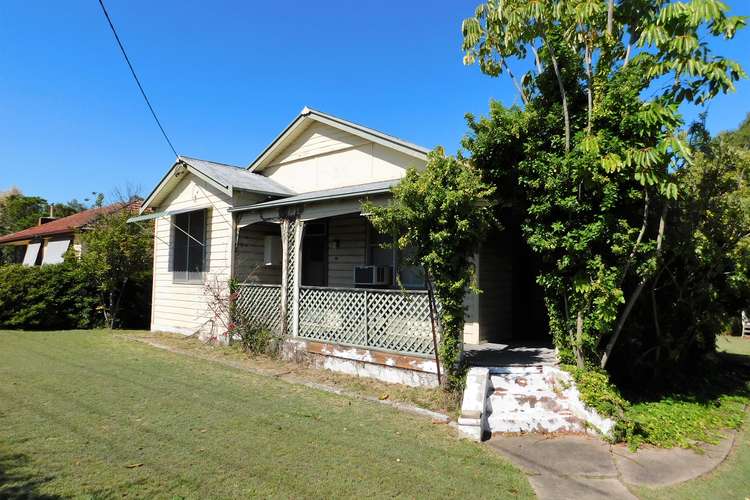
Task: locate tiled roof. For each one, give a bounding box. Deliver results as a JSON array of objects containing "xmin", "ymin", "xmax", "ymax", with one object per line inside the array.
[{"xmin": 0, "ymin": 202, "xmax": 135, "ymax": 244}]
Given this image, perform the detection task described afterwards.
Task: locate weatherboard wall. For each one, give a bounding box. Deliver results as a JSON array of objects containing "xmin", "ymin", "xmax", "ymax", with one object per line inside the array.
[
  {"xmin": 262, "ymin": 122, "xmax": 426, "ymax": 193},
  {"xmin": 150, "ymin": 173, "xmax": 261, "ymax": 336}
]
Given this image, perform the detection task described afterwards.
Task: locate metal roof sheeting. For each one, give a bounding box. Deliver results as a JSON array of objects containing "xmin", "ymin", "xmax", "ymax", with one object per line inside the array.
[
  {"xmin": 230, "ymin": 179, "xmax": 398, "ymax": 212},
  {"xmin": 179, "ymin": 156, "xmax": 295, "ymax": 196}
]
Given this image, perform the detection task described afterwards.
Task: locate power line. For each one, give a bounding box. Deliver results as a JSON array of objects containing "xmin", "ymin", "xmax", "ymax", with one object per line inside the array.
[{"xmin": 97, "ymin": 0, "xmax": 178, "ymax": 157}]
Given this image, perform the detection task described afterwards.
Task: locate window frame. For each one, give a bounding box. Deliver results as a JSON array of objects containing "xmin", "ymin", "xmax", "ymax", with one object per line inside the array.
[
  {"xmin": 171, "ymin": 209, "xmax": 208, "ymax": 284},
  {"xmin": 365, "ymin": 223, "xmax": 425, "ymax": 290}
]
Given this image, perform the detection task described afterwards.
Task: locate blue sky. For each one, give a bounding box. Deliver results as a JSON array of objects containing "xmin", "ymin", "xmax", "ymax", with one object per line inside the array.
[{"xmin": 1, "ymin": 1, "xmax": 749, "ymax": 204}]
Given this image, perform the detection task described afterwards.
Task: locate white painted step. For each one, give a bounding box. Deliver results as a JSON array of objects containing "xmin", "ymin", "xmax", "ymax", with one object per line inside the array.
[{"xmin": 486, "ymin": 368, "xmax": 588, "ymax": 434}]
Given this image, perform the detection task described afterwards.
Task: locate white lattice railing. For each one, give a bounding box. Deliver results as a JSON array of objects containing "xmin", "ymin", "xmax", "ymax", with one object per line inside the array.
[
  {"xmin": 298, "ymin": 286, "xmax": 437, "ymax": 356},
  {"xmin": 235, "ymin": 284, "xmax": 283, "ymax": 335}
]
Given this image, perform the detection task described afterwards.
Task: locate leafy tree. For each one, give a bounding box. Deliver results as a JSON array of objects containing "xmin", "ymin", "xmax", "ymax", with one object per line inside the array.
[
  {"xmin": 628, "ymin": 117, "xmax": 750, "ymax": 383},
  {"xmin": 0, "ymin": 193, "xmax": 48, "ymax": 235},
  {"xmin": 461, "ymin": 0, "xmax": 745, "ymax": 372},
  {"xmin": 78, "ymin": 206, "xmax": 153, "ymax": 328},
  {"xmin": 364, "ymin": 149, "xmax": 496, "ymax": 386}
]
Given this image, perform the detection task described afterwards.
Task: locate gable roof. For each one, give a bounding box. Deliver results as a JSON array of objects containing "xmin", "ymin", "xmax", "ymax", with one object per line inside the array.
[
  {"xmin": 247, "ymin": 107, "xmax": 430, "ymax": 173},
  {"xmin": 0, "ymin": 203, "xmax": 128, "ymax": 245},
  {"xmin": 140, "ymin": 156, "xmax": 295, "ymax": 213}
]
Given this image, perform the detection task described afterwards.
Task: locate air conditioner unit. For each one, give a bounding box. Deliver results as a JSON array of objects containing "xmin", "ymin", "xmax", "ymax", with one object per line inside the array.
[{"xmin": 353, "ymin": 265, "xmax": 392, "ymax": 286}]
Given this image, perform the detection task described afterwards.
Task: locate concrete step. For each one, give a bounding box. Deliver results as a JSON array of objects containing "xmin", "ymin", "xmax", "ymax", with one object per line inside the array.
[
  {"xmin": 489, "ymin": 392, "xmax": 565, "ymax": 413},
  {"xmin": 488, "ymin": 414, "xmax": 586, "ymax": 434},
  {"xmin": 490, "ymin": 374, "xmax": 559, "ymax": 393}
]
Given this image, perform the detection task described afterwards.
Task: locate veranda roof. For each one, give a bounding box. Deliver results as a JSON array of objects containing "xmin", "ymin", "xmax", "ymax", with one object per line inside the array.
[{"xmin": 229, "ymin": 179, "xmax": 398, "ymax": 213}]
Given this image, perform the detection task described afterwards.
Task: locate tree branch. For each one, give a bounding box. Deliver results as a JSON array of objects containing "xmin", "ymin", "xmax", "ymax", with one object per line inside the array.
[
  {"xmin": 602, "ymin": 203, "xmax": 667, "ymax": 369},
  {"xmin": 530, "ymin": 43, "xmax": 543, "ymax": 75},
  {"xmin": 543, "ymin": 37, "xmax": 571, "ymax": 152},
  {"xmin": 620, "ymin": 190, "xmax": 649, "ymax": 287},
  {"xmin": 502, "ymin": 59, "xmax": 529, "ymax": 105}
]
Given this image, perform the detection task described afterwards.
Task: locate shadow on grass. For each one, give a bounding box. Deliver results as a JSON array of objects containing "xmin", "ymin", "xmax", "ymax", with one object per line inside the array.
[
  {"xmin": 620, "ymin": 347, "xmax": 750, "ymax": 406},
  {"xmin": 0, "ymin": 451, "xmax": 59, "ymax": 499}
]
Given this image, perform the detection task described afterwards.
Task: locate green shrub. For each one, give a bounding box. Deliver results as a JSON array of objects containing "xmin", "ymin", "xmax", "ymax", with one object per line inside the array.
[
  {"xmin": 618, "ymin": 395, "xmax": 748, "ymax": 450},
  {"xmin": 0, "ymin": 262, "xmax": 99, "ymax": 329},
  {"xmin": 563, "ymin": 365, "xmax": 629, "ymax": 420},
  {"xmin": 230, "ymin": 317, "xmax": 278, "ymax": 356}
]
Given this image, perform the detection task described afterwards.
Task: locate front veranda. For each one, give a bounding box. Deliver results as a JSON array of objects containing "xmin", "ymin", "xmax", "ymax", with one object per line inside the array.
[{"xmin": 231, "ymin": 208, "xmax": 439, "ymax": 365}]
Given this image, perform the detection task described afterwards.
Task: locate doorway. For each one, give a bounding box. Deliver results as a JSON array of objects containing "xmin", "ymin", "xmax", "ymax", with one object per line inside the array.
[{"xmin": 301, "ymin": 222, "xmax": 327, "ymax": 286}]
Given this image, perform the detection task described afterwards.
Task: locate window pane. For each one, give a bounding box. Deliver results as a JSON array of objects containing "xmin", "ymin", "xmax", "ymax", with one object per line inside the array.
[
  {"xmin": 173, "ymin": 212, "xmax": 189, "ymax": 273},
  {"xmin": 187, "ymin": 210, "xmax": 206, "ymax": 273},
  {"xmin": 399, "ymin": 246, "xmax": 425, "ymax": 288}
]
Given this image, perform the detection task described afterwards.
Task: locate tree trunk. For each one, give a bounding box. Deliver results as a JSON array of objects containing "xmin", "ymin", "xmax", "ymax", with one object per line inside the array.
[
  {"xmin": 619, "ymin": 190, "xmax": 650, "ymax": 287},
  {"xmin": 574, "ymin": 310, "xmax": 585, "ymax": 369},
  {"xmin": 601, "ymin": 205, "xmax": 667, "ymax": 369},
  {"xmin": 545, "ymin": 41, "xmax": 571, "ymax": 152},
  {"xmin": 424, "ymin": 270, "xmax": 443, "ymax": 387},
  {"xmin": 110, "ymin": 277, "xmax": 129, "ymax": 330},
  {"xmin": 530, "ymin": 44, "xmax": 543, "ymax": 75},
  {"xmin": 585, "ymin": 42, "xmax": 593, "ymax": 134},
  {"xmin": 607, "ymin": 0, "xmax": 614, "ymax": 36}
]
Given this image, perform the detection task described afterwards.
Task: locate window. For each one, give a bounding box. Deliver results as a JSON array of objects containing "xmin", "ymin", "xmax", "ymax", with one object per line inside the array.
[
  {"xmin": 173, "ymin": 209, "xmax": 207, "ymax": 282},
  {"xmin": 365, "ymin": 224, "xmax": 425, "ymax": 289},
  {"xmin": 398, "ymin": 245, "xmax": 425, "ymax": 289}
]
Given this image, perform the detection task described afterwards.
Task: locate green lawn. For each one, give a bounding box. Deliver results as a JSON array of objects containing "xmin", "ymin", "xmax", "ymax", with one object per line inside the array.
[
  {"xmin": 0, "ymin": 330, "xmax": 533, "ymax": 499},
  {"xmin": 718, "ymin": 335, "xmax": 750, "ymax": 356},
  {"xmin": 636, "ymin": 336, "xmax": 750, "ymax": 500}
]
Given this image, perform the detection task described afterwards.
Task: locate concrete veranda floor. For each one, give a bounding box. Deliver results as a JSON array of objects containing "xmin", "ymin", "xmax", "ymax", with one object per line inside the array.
[{"xmin": 486, "ymin": 432, "xmax": 736, "ymax": 500}]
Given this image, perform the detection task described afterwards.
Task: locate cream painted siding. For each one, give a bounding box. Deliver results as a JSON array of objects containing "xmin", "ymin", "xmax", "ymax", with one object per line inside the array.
[
  {"xmin": 264, "ymin": 123, "xmax": 426, "ymax": 193},
  {"xmin": 273, "ymin": 121, "xmax": 368, "ymax": 164},
  {"xmin": 234, "ymin": 223, "xmax": 283, "ymax": 284},
  {"xmin": 327, "ymin": 215, "xmax": 367, "ymax": 287},
  {"xmin": 151, "ymin": 174, "xmax": 235, "ymax": 335}
]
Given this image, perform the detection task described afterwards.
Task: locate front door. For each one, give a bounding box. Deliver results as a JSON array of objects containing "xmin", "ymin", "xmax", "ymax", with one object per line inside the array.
[{"xmin": 301, "ymin": 222, "xmax": 327, "ymax": 286}]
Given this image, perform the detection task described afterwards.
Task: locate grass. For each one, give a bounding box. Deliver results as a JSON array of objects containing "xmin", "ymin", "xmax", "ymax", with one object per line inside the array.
[
  {"xmin": 718, "ymin": 335, "xmax": 750, "ymax": 356},
  {"xmin": 567, "ymin": 336, "xmax": 750, "ymax": 450},
  {"xmin": 124, "ymin": 330, "xmax": 461, "ymax": 418},
  {"xmin": 0, "ymin": 329, "xmax": 532, "ymax": 499},
  {"xmin": 620, "ymin": 336, "xmax": 750, "ymax": 450},
  {"xmin": 634, "ymin": 336, "xmax": 750, "ymax": 500}
]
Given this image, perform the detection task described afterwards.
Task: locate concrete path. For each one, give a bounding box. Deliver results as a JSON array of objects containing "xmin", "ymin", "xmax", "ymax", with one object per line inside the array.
[{"xmin": 486, "ymin": 432, "xmax": 736, "ymax": 499}]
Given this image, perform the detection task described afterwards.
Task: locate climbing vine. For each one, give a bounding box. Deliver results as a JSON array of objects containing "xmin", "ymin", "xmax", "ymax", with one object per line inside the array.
[{"xmin": 363, "ymin": 148, "xmax": 496, "ymax": 388}]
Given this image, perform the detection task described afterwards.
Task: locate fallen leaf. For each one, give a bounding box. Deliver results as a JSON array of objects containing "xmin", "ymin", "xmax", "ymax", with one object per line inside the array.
[
  {"xmin": 379, "ymin": 393, "xmax": 389, "ymax": 401},
  {"xmin": 125, "ymin": 463, "xmax": 143, "ymax": 469}
]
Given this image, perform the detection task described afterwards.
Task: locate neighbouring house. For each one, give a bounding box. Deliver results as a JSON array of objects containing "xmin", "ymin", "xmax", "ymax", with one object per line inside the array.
[
  {"xmin": 133, "ymin": 107, "xmax": 549, "ymax": 389},
  {"xmin": 0, "ymin": 203, "xmax": 129, "ymax": 265}
]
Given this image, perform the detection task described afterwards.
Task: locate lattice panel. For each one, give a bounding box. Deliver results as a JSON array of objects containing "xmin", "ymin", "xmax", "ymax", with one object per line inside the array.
[
  {"xmin": 235, "ymin": 284, "xmax": 283, "ymax": 335},
  {"xmin": 367, "ymin": 291, "xmax": 435, "ymax": 355},
  {"xmin": 284, "ymin": 220, "xmax": 296, "ymax": 329},
  {"xmin": 297, "ymin": 287, "xmax": 437, "ymax": 356},
  {"xmin": 298, "ymin": 288, "xmax": 368, "ymax": 346}
]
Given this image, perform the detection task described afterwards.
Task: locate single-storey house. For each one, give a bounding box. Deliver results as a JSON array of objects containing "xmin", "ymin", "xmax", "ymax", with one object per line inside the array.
[
  {"xmin": 133, "ymin": 108, "xmax": 547, "ymax": 387},
  {"xmin": 0, "ymin": 203, "xmax": 128, "ymax": 265}
]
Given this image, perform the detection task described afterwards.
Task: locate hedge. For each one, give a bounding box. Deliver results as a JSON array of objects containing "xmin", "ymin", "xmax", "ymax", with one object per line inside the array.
[{"xmin": 0, "ymin": 262, "xmax": 99, "ymax": 330}]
